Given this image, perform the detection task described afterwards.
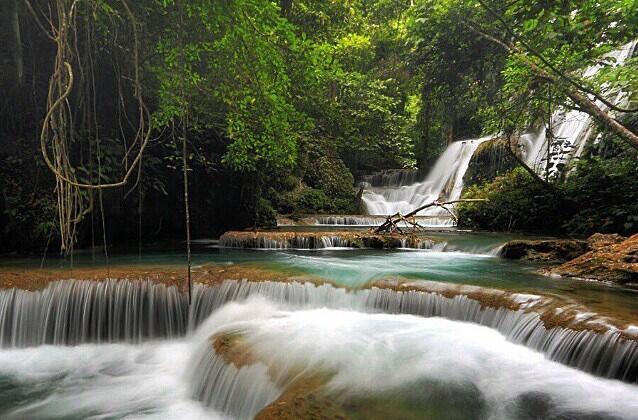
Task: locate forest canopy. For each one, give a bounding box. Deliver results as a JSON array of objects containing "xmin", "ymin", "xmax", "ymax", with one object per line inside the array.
[{"xmin": 1, "ymin": 0, "xmax": 637, "ymax": 254}]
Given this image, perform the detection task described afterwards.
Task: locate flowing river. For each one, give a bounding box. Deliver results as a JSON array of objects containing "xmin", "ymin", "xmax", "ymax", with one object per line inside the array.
[{"xmin": 0, "ymin": 234, "xmax": 637, "ymax": 419}]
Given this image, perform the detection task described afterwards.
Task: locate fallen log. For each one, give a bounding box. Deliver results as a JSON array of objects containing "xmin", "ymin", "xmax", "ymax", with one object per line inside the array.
[{"xmin": 374, "ymin": 199, "xmax": 488, "ymax": 234}]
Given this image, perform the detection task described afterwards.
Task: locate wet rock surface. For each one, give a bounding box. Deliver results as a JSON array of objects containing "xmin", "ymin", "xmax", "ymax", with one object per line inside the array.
[
  {"xmin": 500, "ymin": 239, "xmax": 588, "ymax": 262},
  {"xmin": 546, "ymin": 234, "xmax": 638, "ymax": 285}
]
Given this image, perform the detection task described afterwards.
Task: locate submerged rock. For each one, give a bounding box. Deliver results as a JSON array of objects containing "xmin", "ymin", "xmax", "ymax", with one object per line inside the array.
[
  {"xmin": 546, "ymin": 234, "xmax": 638, "ymax": 284},
  {"xmin": 500, "ymin": 239, "xmax": 588, "ymax": 262}
]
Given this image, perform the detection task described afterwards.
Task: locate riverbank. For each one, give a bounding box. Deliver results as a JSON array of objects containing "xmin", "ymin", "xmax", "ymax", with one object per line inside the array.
[{"xmin": 500, "ymin": 233, "xmax": 638, "ymax": 285}]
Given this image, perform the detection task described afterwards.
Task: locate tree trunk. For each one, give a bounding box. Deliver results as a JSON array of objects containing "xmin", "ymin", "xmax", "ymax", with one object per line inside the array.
[
  {"xmin": 11, "ymin": 0, "xmax": 24, "ymax": 86},
  {"xmin": 522, "ymin": 55, "xmax": 638, "ymax": 150}
]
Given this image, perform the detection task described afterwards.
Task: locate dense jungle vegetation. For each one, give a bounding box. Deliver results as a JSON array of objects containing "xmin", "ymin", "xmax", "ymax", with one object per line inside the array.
[{"xmin": 1, "ymin": 0, "xmax": 637, "ymax": 255}]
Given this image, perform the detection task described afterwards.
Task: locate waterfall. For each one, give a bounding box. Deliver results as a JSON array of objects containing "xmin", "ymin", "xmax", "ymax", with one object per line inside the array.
[
  {"xmin": 521, "ymin": 41, "xmax": 638, "ymax": 177},
  {"xmin": 361, "ymin": 136, "xmax": 491, "ymax": 218},
  {"xmin": 188, "ymin": 299, "xmax": 638, "ymax": 420},
  {"xmin": 0, "ymin": 279, "xmax": 188, "ymax": 347},
  {"xmin": 219, "ymin": 234, "xmax": 355, "ymax": 249},
  {"xmin": 188, "ymin": 343, "xmax": 279, "ymax": 419},
  {"xmin": 359, "ymin": 169, "xmax": 419, "ymax": 188},
  {"xmin": 0, "ymin": 278, "xmax": 635, "ymax": 383},
  {"xmin": 188, "ymin": 280, "xmax": 638, "ymax": 383}
]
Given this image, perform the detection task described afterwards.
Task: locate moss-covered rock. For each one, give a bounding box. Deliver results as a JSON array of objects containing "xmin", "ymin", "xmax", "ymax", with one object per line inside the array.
[
  {"xmin": 464, "ymin": 138, "xmax": 519, "ymax": 188},
  {"xmin": 306, "ymin": 156, "xmax": 356, "ymax": 199}
]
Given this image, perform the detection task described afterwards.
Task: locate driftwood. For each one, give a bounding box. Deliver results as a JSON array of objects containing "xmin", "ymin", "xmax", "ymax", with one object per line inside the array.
[{"xmin": 374, "ymin": 199, "xmax": 488, "ymax": 234}]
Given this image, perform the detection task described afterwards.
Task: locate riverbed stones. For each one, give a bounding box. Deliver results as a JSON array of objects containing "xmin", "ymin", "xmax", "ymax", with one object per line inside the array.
[{"xmin": 500, "ymin": 239, "xmax": 588, "ymax": 262}]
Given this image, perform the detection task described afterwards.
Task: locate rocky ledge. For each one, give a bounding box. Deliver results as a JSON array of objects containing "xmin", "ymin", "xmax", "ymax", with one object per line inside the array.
[
  {"xmin": 544, "ymin": 233, "xmax": 638, "ymax": 285},
  {"xmin": 500, "ymin": 238, "xmax": 588, "ymax": 262},
  {"xmin": 501, "ymin": 233, "xmax": 638, "ymax": 284},
  {"xmin": 219, "ymin": 230, "xmax": 437, "ymax": 249}
]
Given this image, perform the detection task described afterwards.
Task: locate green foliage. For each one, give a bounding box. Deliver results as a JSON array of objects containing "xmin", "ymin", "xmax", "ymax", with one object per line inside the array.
[
  {"xmin": 486, "ymin": 0, "xmax": 637, "ymax": 133},
  {"xmin": 155, "ymin": 0, "xmax": 307, "ymax": 172},
  {"xmin": 563, "ymin": 139, "xmax": 638, "ymax": 235},
  {"xmin": 458, "ymin": 168, "xmax": 564, "ymax": 232},
  {"xmin": 296, "ymin": 188, "xmax": 335, "ymax": 213},
  {"xmin": 288, "ymin": 2, "xmax": 418, "ymax": 171},
  {"xmin": 408, "ymin": 0, "xmax": 506, "ymax": 167},
  {"xmin": 459, "ymin": 140, "xmax": 638, "ymax": 235},
  {"xmin": 0, "ymin": 139, "xmax": 58, "ymax": 253}
]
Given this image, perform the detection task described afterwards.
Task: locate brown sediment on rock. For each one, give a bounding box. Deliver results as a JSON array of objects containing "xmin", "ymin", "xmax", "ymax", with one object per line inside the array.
[
  {"xmin": 500, "ymin": 239, "xmax": 588, "ymax": 262},
  {"xmin": 0, "ymin": 263, "xmax": 635, "ymax": 341},
  {"xmin": 370, "ymin": 278, "xmax": 525, "ymax": 311},
  {"xmin": 212, "ymin": 333, "xmax": 258, "ymax": 369},
  {"xmin": 255, "ymin": 374, "xmax": 346, "ymax": 420},
  {"xmin": 543, "ymin": 234, "xmax": 638, "ymax": 285},
  {"xmin": 0, "ymin": 262, "xmax": 327, "ymax": 292},
  {"xmin": 219, "ymin": 230, "xmax": 437, "ymax": 249},
  {"xmin": 587, "ymin": 233, "xmax": 626, "ymax": 250},
  {"xmin": 0, "ymin": 265, "xmax": 189, "ymax": 292}
]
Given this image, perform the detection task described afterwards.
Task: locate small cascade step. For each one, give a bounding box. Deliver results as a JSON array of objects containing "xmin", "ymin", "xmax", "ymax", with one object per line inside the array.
[
  {"xmin": 219, "ymin": 231, "xmax": 437, "ymax": 250},
  {"xmin": 361, "ymin": 137, "xmax": 491, "ymax": 218},
  {"xmin": 276, "ymin": 214, "xmax": 457, "ymax": 229},
  {"xmin": 189, "ymin": 279, "xmax": 638, "ymax": 384},
  {"xmin": 0, "ymin": 278, "xmax": 635, "ymax": 383}
]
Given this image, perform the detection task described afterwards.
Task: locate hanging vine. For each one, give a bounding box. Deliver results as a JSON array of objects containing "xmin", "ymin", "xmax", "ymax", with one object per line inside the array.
[{"xmin": 36, "ymin": 0, "xmax": 151, "ymax": 255}]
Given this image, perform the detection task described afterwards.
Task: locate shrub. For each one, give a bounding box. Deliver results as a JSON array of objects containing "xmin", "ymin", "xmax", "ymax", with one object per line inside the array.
[
  {"xmin": 458, "ymin": 167, "xmax": 565, "ymax": 232},
  {"xmin": 255, "ymin": 198, "xmax": 277, "ymax": 228},
  {"xmin": 306, "ymin": 156, "xmax": 356, "ymax": 200},
  {"xmin": 296, "ymin": 188, "xmax": 335, "ymax": 213}
]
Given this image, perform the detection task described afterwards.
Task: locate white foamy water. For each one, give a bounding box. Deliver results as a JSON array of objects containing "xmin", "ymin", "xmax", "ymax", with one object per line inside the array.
[
  {"xmin": 0, "ymin": 295, "xmax": 637, "ymax": 419},
  {"xmin": 190, "ymin": 298, "xmax": 638, "ymax": 420},
  {"xmin": 361, "ymin": 136, "xmax": 491, "ymax": 217},
  {"xmin": 0, "ymin": 342, "xmax": 221, "ymax": 419}
]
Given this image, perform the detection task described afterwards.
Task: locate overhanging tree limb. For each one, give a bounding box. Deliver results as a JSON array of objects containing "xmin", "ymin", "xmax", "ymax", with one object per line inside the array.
[
  {"xmin": 465, "ymin": 23, "xmax": 638, "ymax": 151},
  {"xmin": 475, "ymin": 0, "xmax": 638, "ymax": 114},
  {"xmin": 374, "ymin": 199, "xmax": 488, "ymax": 234}
]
